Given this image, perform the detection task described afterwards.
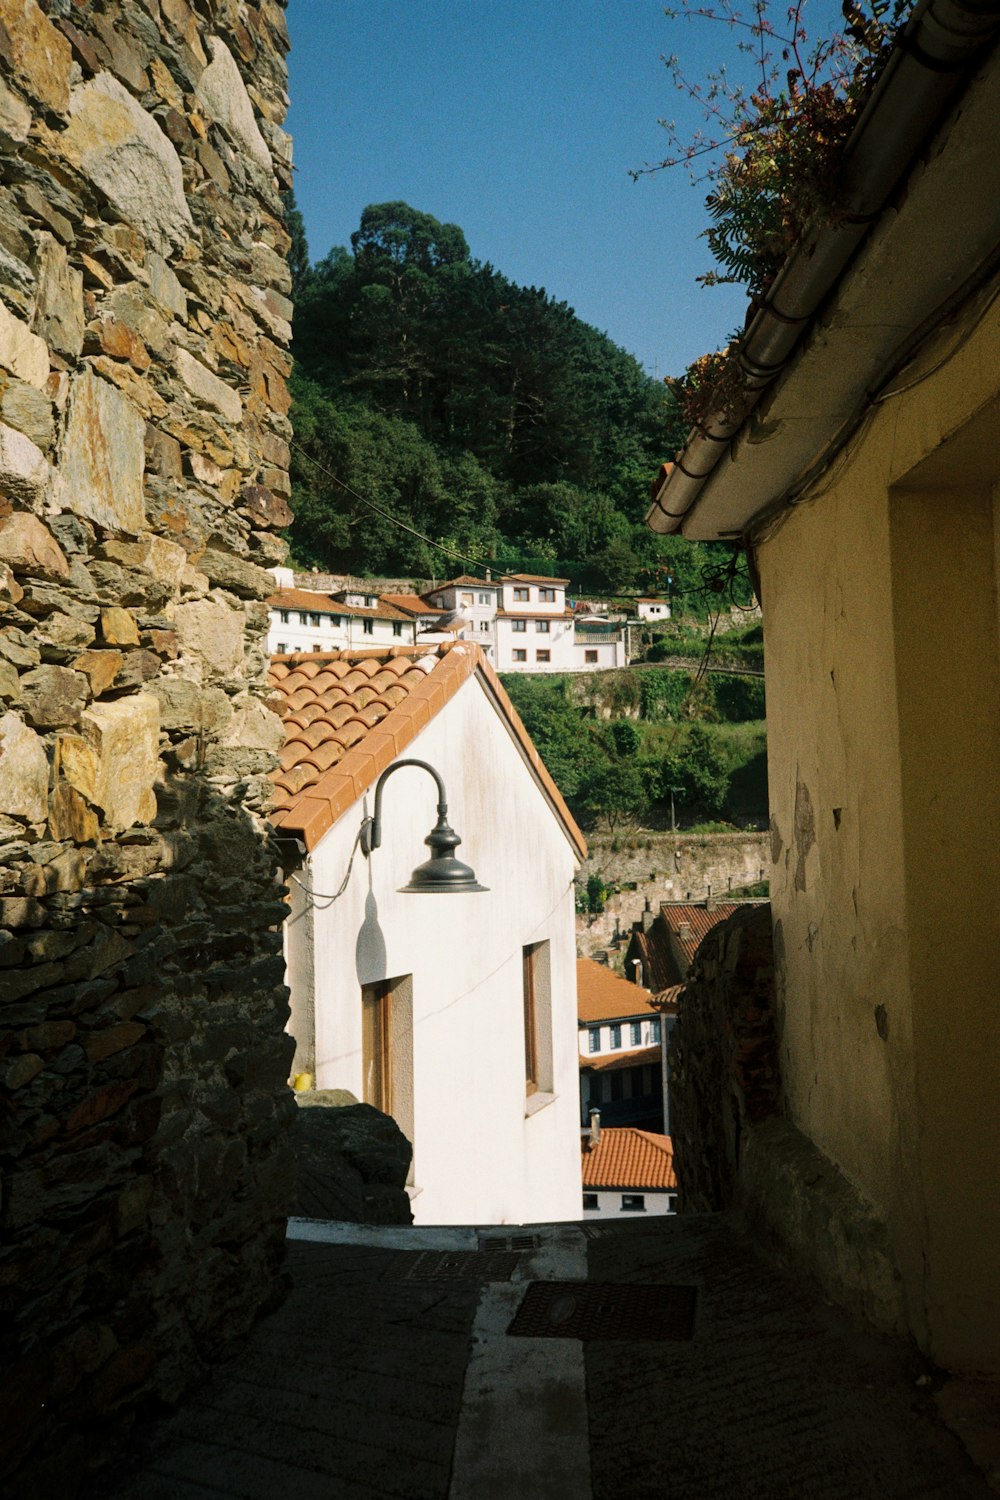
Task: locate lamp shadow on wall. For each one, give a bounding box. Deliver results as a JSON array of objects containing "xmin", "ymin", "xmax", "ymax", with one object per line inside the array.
[{"xmin": 355, "ymin": 879, "xmax": 387, "ymax": 987}]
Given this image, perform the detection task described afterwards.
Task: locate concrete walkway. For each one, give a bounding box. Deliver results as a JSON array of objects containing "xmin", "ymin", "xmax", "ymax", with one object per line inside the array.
[{"xmin": 101, "ymin": 1214, "xmax": 993, "ymax": 1500}]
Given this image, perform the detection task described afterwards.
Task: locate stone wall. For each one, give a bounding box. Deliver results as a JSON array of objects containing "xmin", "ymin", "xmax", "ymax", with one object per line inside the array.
[
  {"xmin": 668, "ymin": 904, "xmax": 780, "ymax": 1211},
  {"xmin": 0, "ymin": 3, "xmax": 295, "ymax": 1493},
  {"xmin": 577, "ymin": 830, "xmax": 769, "ymax": 960},
  {"xmin": 670, "ymin": 906, "xmax": 907, "ymax": 1334}
]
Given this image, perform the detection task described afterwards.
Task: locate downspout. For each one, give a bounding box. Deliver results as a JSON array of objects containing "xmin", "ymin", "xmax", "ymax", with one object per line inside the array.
[{"xmin": 646, "ymin": 0, "xmax": 1000, "ymax": 536}]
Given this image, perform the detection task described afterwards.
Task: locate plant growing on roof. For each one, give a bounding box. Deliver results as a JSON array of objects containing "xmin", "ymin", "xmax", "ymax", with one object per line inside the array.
[
  {"xmin": 638, "ymin": 0, "xmax": 912, "ymax": 426},
  {"xmin": 639, "ymin": 0, "xmax": 911, "ymax": 295}
]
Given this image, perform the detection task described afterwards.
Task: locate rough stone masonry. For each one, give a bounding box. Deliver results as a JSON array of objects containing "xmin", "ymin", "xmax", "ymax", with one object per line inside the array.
[{"xmin": 0, "ymin": 2, "xmax": 296, "ymax": 1493}]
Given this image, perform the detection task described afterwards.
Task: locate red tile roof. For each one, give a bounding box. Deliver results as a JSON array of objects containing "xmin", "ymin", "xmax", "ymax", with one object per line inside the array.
[
  {"xmin": 581, "ymin": 1128, "xmax": 677, "ymax": 1190},
  {"xmin": 650, "ymin": 983, "xmax": 683, "ymax": 1014},
  {"xmin": 424, "ymin": 575, "xmax": 499, "ymax": 590},
  {"xmin": 577, "ymin": 958, "xmax": 651, "ymax": 1025},
  {"xmin": 627, "ymin": 926, "xmax": 682, "ymax": 993},
  {"xmin": 269, "ymin": 588, "xmax": 411, "ymax": 622},
  {"xmin": 506, "ymin": 573, "xmax": 571, "ymax": 585},
  {"xmin": 660, "ymin": 902, "xmax": 748, "ymax": 968},
  {"xmin": 380, "ymin": 594, "xmax": 446, "ymax": 617},
  {"xmin": 267, "ymin": 641, "xmax": 587, "ymax": 859},
  {"xmin": 581, "ymin": 1043, "xmax": 661, "ymax": 1074}
]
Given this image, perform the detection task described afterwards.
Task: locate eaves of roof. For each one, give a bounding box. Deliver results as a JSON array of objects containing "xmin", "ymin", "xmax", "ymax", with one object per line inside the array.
[
  {"xmin": 581, "ymin": 1128, "xmax": 677, "ymax": 1191},
  {"xmin": 576, "ymin": 957, "xmax": 652, "ymax": 1024},
  {"xmin": 647, "ymin": 1, "xmax": 1000, "ymax": 543},
  {"xmin": 269, "ymin": 641, "xmax": 587, "ymax": 860},
  {"xmin": 269, "ymin": 589, "xmax": 411, "ymax": 622},
  {"xmin": 581, "ymin": 1044, "xmax": 661, "ymax": 1074},
  {"xmin": 495, "ymin": 610, "xmax": 575, "ymax": 621}
]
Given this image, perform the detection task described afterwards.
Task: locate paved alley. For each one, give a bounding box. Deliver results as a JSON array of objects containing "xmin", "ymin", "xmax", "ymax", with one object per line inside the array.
[{"xmin": 100, "ymin": 1214, "xmax": 992, "ymax": 1500}]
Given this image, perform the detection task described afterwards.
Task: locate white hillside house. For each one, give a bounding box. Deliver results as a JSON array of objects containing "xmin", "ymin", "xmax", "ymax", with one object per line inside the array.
[{"xmin": 270, "ymin": 640, "xmax": 587, "ymax": 1227}]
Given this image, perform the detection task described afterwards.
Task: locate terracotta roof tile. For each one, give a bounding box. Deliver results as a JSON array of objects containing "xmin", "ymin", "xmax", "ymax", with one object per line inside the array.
[
  {"xmin": 581, "ymin": 1044, "xmax": 661, "ymax": 1074},
  {"xmin": 267, "ymin": 643, "xmax": 588, "ymax": 858},
  {"xmin": 660, "ymin": 902, "xmax": 754, "ymax": 967},
  {"xmin": 269, "ymin": 588, "xmax": 412, "ymax": 622},
  {"xmin": 423, "ymin": 575, "xmax": 498, "ymax": 591},
  {"xmin": 581, "ymin": 1129, "xmax": 677, "ymax": 1191},
  {"xmin": 577, "ymin": 958, "xmax": 652, "ymax": 1024}
]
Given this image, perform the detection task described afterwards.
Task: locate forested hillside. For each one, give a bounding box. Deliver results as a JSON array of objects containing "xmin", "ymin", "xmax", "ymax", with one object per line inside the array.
[{"xmin": 286, "ymin": 199, "xmax": 743, "ymax": 605}]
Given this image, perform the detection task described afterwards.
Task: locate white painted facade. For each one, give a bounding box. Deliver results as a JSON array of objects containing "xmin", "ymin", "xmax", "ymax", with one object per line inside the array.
[
  {"xmin": 636, "ymin": 599, "xmax": 672, "ymax": 621},
  {"xmin": 422, "ymin": 579, "xmax": 499, "ymax": 660},
  {"xmin": 493, "ymin": 575, "xmax": 574, "ymax": 673},
  {"xmin": 267, "ymin": 594, "xmax": 416, "ymax": 656},
  {"xmin": 580, "ymin": 1186, "xmax": 676, "ymax": 1219},
  {"xmin": 571, "ymin": 634, "xmax": 628, "ymax": 671},
  {"xmin": 580, "ymin": 1015, "xmax": 661, "ymax": 1058},
  {"xmin": 418, "ymin": 576, "xmax": 630, "ymax": 673},
  {"xmin": 284, "ymin": 672, "xmax": 583, "ymax": 1227}
]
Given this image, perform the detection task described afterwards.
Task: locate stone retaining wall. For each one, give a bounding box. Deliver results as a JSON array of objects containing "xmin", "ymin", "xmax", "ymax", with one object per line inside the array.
[
  {"xmin": 0, "ymin": 3, "xmax": 295, "ymax": 1493},
  {"xmin": 578, "ymin": 830, "xmax": 769, "ymax": 959}
]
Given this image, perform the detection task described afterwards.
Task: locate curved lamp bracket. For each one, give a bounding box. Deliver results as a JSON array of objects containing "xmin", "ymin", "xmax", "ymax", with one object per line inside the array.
[{"xmin": 360, "ymin": 759, "xmax": 488, "ymax": 894}]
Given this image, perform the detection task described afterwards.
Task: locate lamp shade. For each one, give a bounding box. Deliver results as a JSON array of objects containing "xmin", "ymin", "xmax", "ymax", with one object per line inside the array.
[{"xmin": 398, "ymin": 811, "xmax": 488, "ymax": 894}]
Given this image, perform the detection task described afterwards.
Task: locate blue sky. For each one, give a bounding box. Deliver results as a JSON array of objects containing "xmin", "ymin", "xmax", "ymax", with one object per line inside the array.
[{"xmin": 284, "ymin": 0, "xmax": 841, "ymax": 378}]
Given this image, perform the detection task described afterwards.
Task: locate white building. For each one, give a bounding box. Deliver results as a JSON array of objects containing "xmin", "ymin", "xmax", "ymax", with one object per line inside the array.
[
  {"xmin": 267, "ymin": 586, "xmax": 416, "ymax": 655},
  {"xmin": 581, "ymin": 1125, "xmax": 677, "ymax": 1218},
  {"xmin": 636, "ymin": 597, "xmax": 672, "ymax": 622},
  {"xmin": 269, "ymin": 639, "xmax": 587, "ymax": 1227},
  {"xmin": 494, "ymin": 573, "xmax": 576, "ymax": 672},
  {"xmin": 577, "ymin": 958, "xmax": 663, "ymax": 1133},
  {"xmin": 421, "ymin": 575, "xmax": 500, "ymax": 659},
  {"xmin": 571, "ymin": 620, "xmax": 629, "ymax": 672}
]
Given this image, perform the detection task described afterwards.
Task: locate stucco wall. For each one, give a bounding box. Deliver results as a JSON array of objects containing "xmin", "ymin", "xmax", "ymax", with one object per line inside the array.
[
  {"xmin": 293, "ymin": 672, "xmax": 582, "ymax": 1227},
  {"xmin": 759, "ymin": 290, "xmax": 1000, "ymax": 1370}
]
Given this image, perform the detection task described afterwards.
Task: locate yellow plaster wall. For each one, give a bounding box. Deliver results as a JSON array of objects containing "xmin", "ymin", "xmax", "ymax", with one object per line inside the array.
[{"xmin": 758, "ymin": 291, "xmax": 1000, "ymax": 1371}]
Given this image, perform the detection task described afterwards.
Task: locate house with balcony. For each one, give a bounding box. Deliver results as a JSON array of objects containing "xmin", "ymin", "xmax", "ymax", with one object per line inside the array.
[
  {"xmin": 269, "ymin": 639, "xmax": 587, "ymax": 1226},
  {"xmin": 577, "ymin": 958, "xmax": 663, "ymax": 1132},
  {"xmin": 421, "ymin": 574, "xmax": 500, "ymax": 658}
]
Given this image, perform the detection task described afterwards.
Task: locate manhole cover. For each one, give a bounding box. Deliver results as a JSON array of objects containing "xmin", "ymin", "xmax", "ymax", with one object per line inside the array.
[
  {"xmin": 401, "ymin": 1250, "xmax": 521, "ymax": 1282},
  {"xmin": 507, "ymin": 1281, "xmax": 697, "ymax": 1341},
  {"xmin": 477, "ymin": 1232, "xmax": 540, "ymax": 1252}
]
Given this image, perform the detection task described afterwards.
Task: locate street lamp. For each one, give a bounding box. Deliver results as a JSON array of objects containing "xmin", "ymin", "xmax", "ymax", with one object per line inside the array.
[{"xmin": 360, "ymin": 758, "xmax": 488, "ymax": 894}]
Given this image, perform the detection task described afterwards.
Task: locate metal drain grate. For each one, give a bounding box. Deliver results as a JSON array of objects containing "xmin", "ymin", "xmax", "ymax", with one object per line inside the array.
[
  {"xmin": 507, "ymin": 1281, "xmax": 697, "ymax": 1341},
  {"xmin": 477, "ymin": 1232, "xmax": 540, "ymax": 1253},
  {"xmin": 401, "ymin": 1250, "xmax": 522, "ymax": 1282}
]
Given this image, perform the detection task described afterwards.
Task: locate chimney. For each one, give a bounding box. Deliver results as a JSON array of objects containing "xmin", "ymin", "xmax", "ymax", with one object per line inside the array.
[
  {"xmin": 589, "ymin": 1109, "xmax": 601, "ymax": 1146},
  {"xmin": 706, "ymin": 883, "xmax": 714, "ymax": 911},
  {"xmin": 641, "ymin": 897, "xmax": 654, "ymax": 933},
  {"xmin": 631, "ymin": 958, "xmax": 645, "ymax": 987},
  {"xmin": 678, "ymin": 921, "xmax": 692, "ymax": 943},
  {"xmin": 485, "ymin": 568, "xmax": 492, "ymax": 581}
]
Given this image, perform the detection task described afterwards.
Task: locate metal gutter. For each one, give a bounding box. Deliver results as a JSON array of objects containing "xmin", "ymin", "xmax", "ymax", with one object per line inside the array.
[{"xmin": 646, "ymin": 0, "xmax": 1000, "ymax": 537}]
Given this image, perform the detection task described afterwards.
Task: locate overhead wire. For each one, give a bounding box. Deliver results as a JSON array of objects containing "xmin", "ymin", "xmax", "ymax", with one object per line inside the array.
[{"xmin": 289, "ymin": 434, "xmax": 751, "ymax": 612}]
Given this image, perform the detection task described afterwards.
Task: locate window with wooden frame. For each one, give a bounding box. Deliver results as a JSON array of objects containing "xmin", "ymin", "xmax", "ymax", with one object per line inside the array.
[
  {"xmin": 521, "ymin": 940, "xmax": 553, "ymax": 1100},
  {"xmin": 361, "ymin": 975, "xmax": 415, "ymax": 1181},
  {"xmin": 361, "ymin": 978, "xmax": 393, "ymax": 1114}
]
